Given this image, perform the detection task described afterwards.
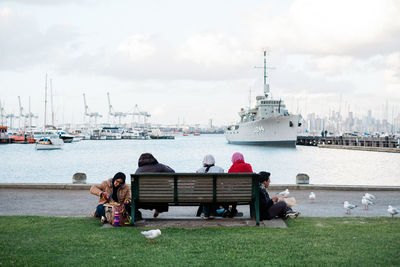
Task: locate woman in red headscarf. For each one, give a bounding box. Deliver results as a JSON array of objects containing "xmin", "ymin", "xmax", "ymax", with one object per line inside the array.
[
  {"xmin": 228, "ymin": 152, "xmax": 253, "ymax": 173},
  {"xmin": 224, "ymin": 152, "xmax": 253, "ymax": 217}
]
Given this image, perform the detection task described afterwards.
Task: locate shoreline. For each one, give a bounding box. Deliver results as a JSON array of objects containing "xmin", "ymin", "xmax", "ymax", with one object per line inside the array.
[{"xmin": 1, "ymin": 183, "xmax": 399, "ymax": 191}]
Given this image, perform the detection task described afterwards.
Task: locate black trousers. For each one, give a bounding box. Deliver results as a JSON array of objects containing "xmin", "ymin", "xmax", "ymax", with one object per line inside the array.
[{"xmin": 267, "ymin": 201, "xmax": 292, "ymax": 218}]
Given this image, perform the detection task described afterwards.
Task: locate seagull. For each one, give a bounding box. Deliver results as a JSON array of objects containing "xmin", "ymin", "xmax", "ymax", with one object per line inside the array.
[
  {"xmin": 387, "ymin": 205, "xmax": 399, "ymax": 218},
  {"xmin": 344, "ymin": 201, "xmax": 357, "ymax": 215},
  {"xmin": 361, "ymin": 196, "xmax": 374, "ymax": 210},
  {"xmin": 309, "ymin": 192, "xmax": 316, "ymax": 203},
  {"xmin": 363, "ymin": 193, "xmax": 376, "ymax": 202},
  {"xmin": 141, "ymin": 229, "xmax": 162, "ymax": 243},
  {"xmin": 277, "ymin": 189, "xmax": 290, "ymax": 198}
]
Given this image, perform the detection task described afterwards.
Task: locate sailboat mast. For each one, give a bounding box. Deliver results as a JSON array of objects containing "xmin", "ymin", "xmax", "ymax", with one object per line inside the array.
[
  {"xmin": 44, "ymin": 73, "xmax": 47, "ymax": 134},
  {"xmin": 50, "ymin": 79, "xmax": 54, "ymax": 126}
]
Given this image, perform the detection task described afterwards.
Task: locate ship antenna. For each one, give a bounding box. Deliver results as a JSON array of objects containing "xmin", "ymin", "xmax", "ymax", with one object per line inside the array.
[
  {"xmin": 254, "ymin": 49, "xmax": 275, "ymax": 98},
  {"xmin": 264, "ymin": 50, "xmax": 268, "ymax": 98}
]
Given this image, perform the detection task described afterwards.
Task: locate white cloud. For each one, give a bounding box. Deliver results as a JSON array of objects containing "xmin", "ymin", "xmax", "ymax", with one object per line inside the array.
[
  {"xmin": 117, "ymin": 34, "xmax": 156, "ymax": 61},
  {"xmin": 0, "ymin": 7, "xmax": 79, "ymax": 71},
  {"xmin": 249, "ymin": 0, "xmax": 400, "ymax": 57},
  {"xmin": 311, "ymin": 55, "xmax": 354, "ymax": 75}
]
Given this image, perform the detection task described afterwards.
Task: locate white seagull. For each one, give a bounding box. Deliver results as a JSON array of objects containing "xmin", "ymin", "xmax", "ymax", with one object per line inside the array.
[
  {"xmin": 141, "ymin": 229, "xmax": 162, "ymax": 243},
  {"xmin": 344, "ymin": 201, "xmax": 357, "ymax": 215},
  {"xmin": 387, "ymin": 205, "xmax": 399, "ymax": 218},
  {"xmin": 363, "ymin": 193, "xmax": 376, "ymax": 202},
  {"xmin": 309, "ymin": 192, "xmax": 316, "ymax": 203},
  {"xmin": 361, "ymin": 196, "xmax": 374, "ymax": 210},
  {"xmin": 277, "ymin": 189, "xmax": 290, "ymax": 198}
]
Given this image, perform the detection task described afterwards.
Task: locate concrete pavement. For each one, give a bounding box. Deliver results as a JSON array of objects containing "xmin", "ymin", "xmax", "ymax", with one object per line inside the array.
[{"xmin": 1, "ymin": 185, "xmax": 399, "ymax": 219}]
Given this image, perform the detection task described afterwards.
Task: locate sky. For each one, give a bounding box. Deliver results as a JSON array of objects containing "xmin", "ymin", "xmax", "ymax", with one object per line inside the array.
[{"xmin": 0, "ymin": 0, "xmax": 399, "ymax": 128}]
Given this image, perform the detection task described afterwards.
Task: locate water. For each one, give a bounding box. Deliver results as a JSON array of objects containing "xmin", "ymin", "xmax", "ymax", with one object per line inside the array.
[{"xmin": 1, "ymin": 134, "xmax": 399, "ymax": 186}]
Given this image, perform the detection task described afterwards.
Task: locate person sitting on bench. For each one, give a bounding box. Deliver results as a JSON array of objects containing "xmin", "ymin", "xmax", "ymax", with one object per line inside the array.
[{"xmin": 135, "ymin": 153, "xmax": 175, "ymax": 219}]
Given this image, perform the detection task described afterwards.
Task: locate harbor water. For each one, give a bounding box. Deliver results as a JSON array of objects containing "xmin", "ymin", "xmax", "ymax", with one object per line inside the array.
[{"xmin": 1, "ymin": 134, "xmax": 399, "ymax": 186}]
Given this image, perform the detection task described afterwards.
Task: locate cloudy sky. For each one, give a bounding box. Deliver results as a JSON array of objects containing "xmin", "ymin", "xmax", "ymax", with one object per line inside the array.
[{"xmin": 0, "ymin": 0, "xmax": 399, "ymax": 127}]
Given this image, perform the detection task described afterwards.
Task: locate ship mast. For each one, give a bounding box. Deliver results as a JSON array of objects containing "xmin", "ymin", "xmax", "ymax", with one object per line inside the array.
[{"xmin": 263, "ymin": 50, "xmax": 270, "ymax": 98}]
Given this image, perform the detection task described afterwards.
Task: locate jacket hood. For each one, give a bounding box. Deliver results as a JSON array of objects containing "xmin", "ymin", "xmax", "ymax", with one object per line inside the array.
[{"xmin": 138, "ymin": 153, "xmax": 159, "ymax": 167}]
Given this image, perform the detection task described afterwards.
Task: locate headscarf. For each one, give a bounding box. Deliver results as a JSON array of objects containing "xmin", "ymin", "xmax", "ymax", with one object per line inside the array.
[
  {"xmin": 231, "ymin": 152, "xmax": 244, "ymax": 164},
  {"xmin": 202, "ymin": 154, "xmax": 215, "ymax": 173},
  {"xmin": 111, "ymin": 172, "xmax": 126, "ymax": 202},
  {"xmin": 138, "ymin": 153, "xmax": 158, "ymax": 167}
]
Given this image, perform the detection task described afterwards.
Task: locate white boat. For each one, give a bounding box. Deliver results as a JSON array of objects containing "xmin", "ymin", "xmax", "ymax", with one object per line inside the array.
[
  {"xmin": 121, "ymin": 128, "xmax": 149, "ymax": 140},
  {"xmin": 35, "ymin": 135, "xmax": 64, "ymax": 150},
  {"xmin": 225, "ymin": 51, "xmax": 301, "ymax": 147},
  {"xmin": 55, "ymin": 130, "xmax": 74, "ymax": 143},
  {"xmin": 35, "ymin": 74, "xmax": 63, "ymax": 150},
  {"xmin": 100, "ymin": 127, "xmax": 122, "ymax": 140}
]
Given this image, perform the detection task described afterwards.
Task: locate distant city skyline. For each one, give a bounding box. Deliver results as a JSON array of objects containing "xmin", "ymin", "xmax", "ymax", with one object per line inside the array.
[{"xmin": 1, "ymin": 0, "xmax": 399, "ymax": 126}]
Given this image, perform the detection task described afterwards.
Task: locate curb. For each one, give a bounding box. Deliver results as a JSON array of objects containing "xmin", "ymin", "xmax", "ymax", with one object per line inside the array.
[{"xmin": 0, "ymin": 183, "xmax": 399, "ymax": 191}]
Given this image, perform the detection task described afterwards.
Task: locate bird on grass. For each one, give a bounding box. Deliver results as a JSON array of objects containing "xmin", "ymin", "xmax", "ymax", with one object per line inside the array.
[
  {"xmin": 344, "ymin": 201, "xmax": 357, "ymax": 215},
  {"xmin": 361, "ymin": 196, "xmax": 374, "ymax": 210},
  {"xmin": 363, "ymin": 193, "xmax": 376, "ymax": 202},
  {"xmin": 141, "ymin": 229, "xmax": 162, "ymax": 243},
  {"xmin": 277, "ymin": 189, "xmax": 290, "ymax": 198},
  {"xmin": 309, "ymin": 192, "xmax": 316, "ymax": 203},
  {"xmin": 387, "ymin": 205, "xmax": 399, "ymax": 218}
]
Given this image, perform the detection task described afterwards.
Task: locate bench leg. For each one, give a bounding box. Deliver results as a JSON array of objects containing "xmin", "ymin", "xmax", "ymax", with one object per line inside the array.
[
  {"xmin": 130, "ymin": 200, "xmax": 136, "ymax": 225},
  {"xmin": 250, "ymin": 203, "xmax": 255, "ymax": 219}
]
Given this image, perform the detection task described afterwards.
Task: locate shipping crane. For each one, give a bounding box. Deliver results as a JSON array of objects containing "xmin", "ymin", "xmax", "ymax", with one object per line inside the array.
[
  {"xmin": 83, "ymin": 93, "xmax": 102, "ymax": 126},
  {"xmin": 107, "ymin": 92, "xmax": 127, "ymax": 125},
  {"xmin": 25, "ymin": 97, "xmax": 38, "ymax": 128},
  {"xmin": 17, "ymin": 96, "xmax": 38, "ymax": 129},
  {"xmin": 0, "ymin": 100, "xmax": 5, "ymax": 125},
  {"xmin": 129, "ymin": 104, "xmax": 151, "ymax": 128}
]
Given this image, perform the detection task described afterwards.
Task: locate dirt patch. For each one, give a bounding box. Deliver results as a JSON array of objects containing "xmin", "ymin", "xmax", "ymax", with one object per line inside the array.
[{"xmin": 124, "ymin": 218, "xmax": 287, "ymax": 229}]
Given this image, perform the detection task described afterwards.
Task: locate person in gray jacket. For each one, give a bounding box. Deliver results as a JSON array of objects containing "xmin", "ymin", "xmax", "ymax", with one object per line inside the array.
[{"xmin": 196, "ymin": 154, "xmax": 224, "ymax": 219}]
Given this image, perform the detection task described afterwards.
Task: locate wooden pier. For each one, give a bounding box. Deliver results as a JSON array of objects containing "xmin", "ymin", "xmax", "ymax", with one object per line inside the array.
[{"xmin": 297, "ymin": 135, "xmax": 400, "ymax": 153}]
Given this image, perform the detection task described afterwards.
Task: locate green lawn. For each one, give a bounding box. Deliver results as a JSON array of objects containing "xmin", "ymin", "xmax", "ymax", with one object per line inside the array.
[{"xmin": 0, "ymin": 216, "xmax": 399, "ymax": 266}]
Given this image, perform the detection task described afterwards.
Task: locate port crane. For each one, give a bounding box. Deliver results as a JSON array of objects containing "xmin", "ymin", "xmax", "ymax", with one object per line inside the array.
[
  {"xmin": 83, "ymin": 93, "xmax": 102, "ymax": 126},
  {"xmin": 128, "ymin": 104, "xmax": 151, "ymax": 128},
  {"xmin": 107, "ymin": 92, "xmax": 128, "ymax": 125}
]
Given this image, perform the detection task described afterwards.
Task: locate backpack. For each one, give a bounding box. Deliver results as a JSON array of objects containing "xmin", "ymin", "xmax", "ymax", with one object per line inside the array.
[{"xmin": 105, "ymin": 204, "xmax": 130, "ymax": 226}]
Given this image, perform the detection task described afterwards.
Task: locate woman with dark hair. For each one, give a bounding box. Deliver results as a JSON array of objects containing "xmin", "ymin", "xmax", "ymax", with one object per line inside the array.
[
  {"xmin": 259, "ymin": 171, "xmax": 299, "ymax": 220},
  {"xmin": 135, "ymin": 153, "xmax": 175, "ymax": 218},
  {"xmin": 90, "ymin": 172, "xmax": 131, "ymax": 223}
]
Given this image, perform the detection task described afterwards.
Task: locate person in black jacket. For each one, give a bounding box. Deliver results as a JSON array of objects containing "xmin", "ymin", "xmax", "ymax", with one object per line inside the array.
[
  {"xmin": 259, "ymin": 171, "xmax": 299, "ymax": 220},
  {"xmin": 135, "ymin": 153, "xmax": 175, "ymax": 218}
]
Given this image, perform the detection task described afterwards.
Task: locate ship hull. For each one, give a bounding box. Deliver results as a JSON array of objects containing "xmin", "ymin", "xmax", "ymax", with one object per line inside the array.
[{"xmin": 225, "ymin": 115, "xmax": 299, "ymax": 147}]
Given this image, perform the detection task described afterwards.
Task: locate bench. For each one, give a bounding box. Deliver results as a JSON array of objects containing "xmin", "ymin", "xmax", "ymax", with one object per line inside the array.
[{"xmin": 130, "ymin": 173, "xmax": 261, "ymax": 225}]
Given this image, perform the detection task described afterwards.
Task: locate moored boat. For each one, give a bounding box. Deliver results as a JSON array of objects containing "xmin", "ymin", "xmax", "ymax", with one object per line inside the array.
[{"xmin": 35, "ymin": 135, "xmax": 64, "ymax": 150}]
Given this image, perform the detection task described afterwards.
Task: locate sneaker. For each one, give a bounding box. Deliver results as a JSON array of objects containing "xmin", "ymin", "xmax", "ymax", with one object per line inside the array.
[
  {"xmin": 285, "ymin": 211, "xmax": 300, "ymax": 219},
  {"xmin": 200, "ymin": 213, "xmax": 209, "ymax": 219},
  {"xmin": 208, "ymin": 215, "xmax": 214, "ymax": 219},
  {"xmin": 234, "ymin": 212, "xmax": 244, "ymax": 217},
  {"xmin": 101, "ymin": 216, "xmax": 107, "ymax": 224}
]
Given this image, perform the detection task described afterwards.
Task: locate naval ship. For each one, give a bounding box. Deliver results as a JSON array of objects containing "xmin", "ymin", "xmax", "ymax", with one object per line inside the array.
[{"xmin": 225, "ymin": 51, "xmax": 301, "ymax": 147}]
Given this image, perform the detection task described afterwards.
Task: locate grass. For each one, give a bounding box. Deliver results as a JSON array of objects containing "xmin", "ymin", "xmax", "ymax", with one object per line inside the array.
[{"xmin": 0, "ymin": 216, "xmax": 399, "ymax": 266}]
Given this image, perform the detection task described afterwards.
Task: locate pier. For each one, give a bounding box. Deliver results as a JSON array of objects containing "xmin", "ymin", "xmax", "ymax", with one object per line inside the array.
[{"xmin": 297, "ymin": 135, "xmax": 400, "ymax": 153}]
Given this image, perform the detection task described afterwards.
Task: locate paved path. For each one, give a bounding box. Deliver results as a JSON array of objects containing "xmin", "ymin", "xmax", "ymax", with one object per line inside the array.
[{"xmin": 1, "ymin": 188, "xmax": 399, "ymax": 218}]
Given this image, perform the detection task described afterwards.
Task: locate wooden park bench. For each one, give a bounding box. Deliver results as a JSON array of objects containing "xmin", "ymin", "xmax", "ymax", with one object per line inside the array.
[{"xmin": 130, "ymin": 173, "xmax": 261, "ymax": 226}]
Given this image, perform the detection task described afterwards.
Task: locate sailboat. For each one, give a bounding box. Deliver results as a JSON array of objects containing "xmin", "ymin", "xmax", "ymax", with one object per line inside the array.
[{"xmin": 35, "ymin": 74, "xmax": 64, "ymax": 150}]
